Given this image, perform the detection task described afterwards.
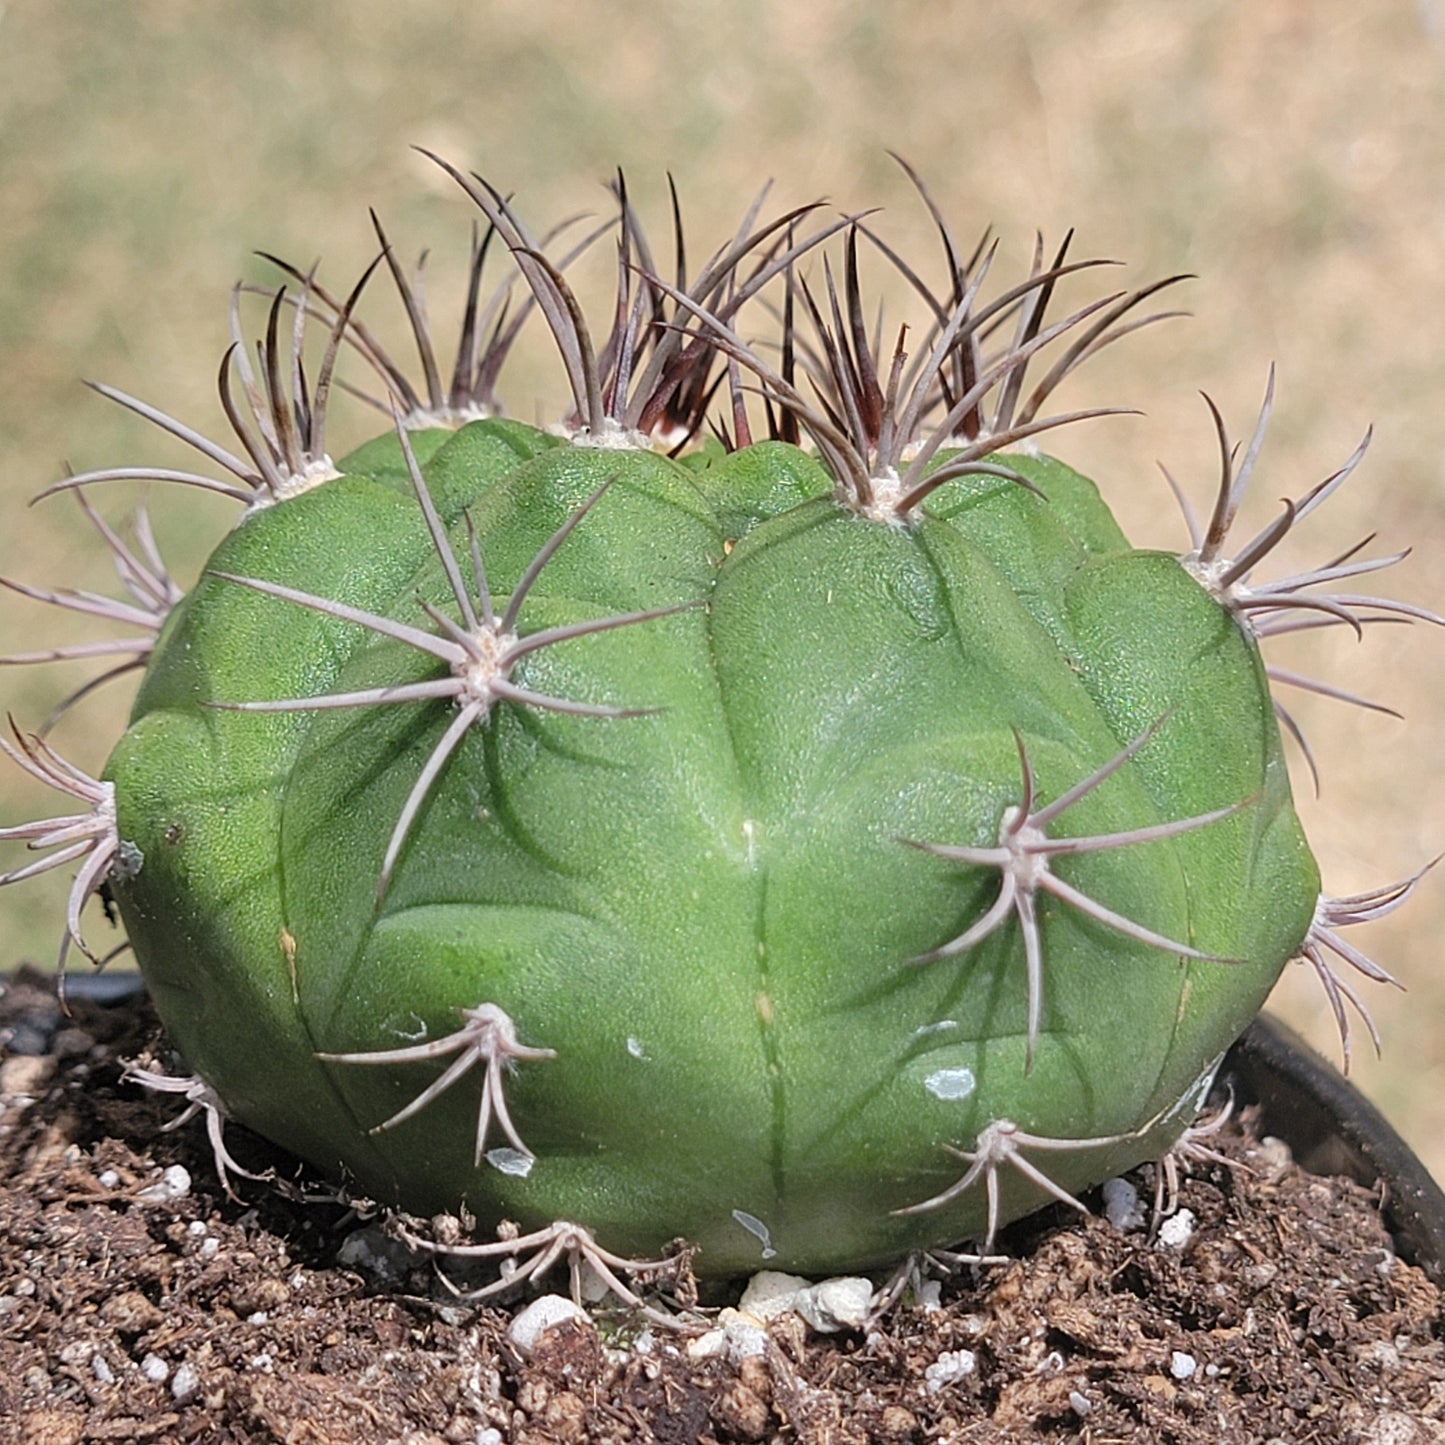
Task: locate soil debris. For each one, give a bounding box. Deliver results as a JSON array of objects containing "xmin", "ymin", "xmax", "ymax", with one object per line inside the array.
[{"xmin": 2, "ymin": 969, "xmax": 1442, "ymax": 1443}]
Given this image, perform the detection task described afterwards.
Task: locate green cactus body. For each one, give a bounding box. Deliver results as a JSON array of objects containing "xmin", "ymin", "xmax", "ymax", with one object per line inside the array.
[
  {"xmin": 101, "ymin": 419, "xmax": 1316, "ymax": 1273},
  {"xmin": 7, "ymin": 167, "xmax": 1423, "ymax": 1292}
]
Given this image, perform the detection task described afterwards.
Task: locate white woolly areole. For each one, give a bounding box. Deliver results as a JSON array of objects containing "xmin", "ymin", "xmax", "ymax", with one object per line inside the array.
[
  {"xmin": 402, "ymin": 402, "xmax": 494, "ymax": 431},
  {"xmin": 552, "ymin": 418, "xmax": 653, "ymax": 451},
  {"xmin": 855, "ymin": 468, "xmax": 913, "ymax": 527},
  {"xmin": 243, "ymin": 457, "xmax": 342, "ymax": 517},
  {"xmin": 457, "ymin": 626, "xmax": 520, "ymax": 705},
  {"xmin": 1176, "ymin": 552, "xmax": 1260, "ymax": 636},
  {"xmin": 1178, "ymin": 550, "xmax": 1231, "ymax": 597}
]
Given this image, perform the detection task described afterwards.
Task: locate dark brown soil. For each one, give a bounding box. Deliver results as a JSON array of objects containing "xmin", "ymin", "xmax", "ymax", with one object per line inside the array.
[{"xmin": 2, "ymin": 969, "xmax": 1442, "ymax": 1445}]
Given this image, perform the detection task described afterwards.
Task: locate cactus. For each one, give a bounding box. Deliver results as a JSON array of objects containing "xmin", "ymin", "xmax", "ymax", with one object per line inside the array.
[{"xmin": 2, "ymin": 159, "xmax": 1435, "ymax": 1291}]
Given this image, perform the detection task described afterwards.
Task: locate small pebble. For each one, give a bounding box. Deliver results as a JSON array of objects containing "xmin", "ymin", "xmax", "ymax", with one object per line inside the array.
[
  {"xmin": 336, "ymin": 1225, "xmax": 418, "ymax": 1284},
  {"xmin": 1170, "ymin": 1350, "xmax": 1197, "ymax": 1381},
  {"xmin": 1359, "ymin": 1413, "xmax": 1430, "ymax": 1445},
  {"xmin": 200, "ymin": 1237, "xmax": 220, "ymax": 1259},
  {"xmin": 738, "ymin": 1270, "xmax": 809, "ymax": 1320},
  {"xmin": 97, "ymin": 1169, "xmax": 120, "ymax": 1190},
  {"xmin": 738, "ymin": 1269, "xmax": 871, "ymax": 1332},
  {"xmin": 91, "ymin": 1354, "xmax": 115, "ymax": 1385},
  {"xmin": 1157, "ymin": 1208, "xmax": 1196, "ymax": 1248},
  {"xmin": 800, "ymin": 1276, "xmax": 872, "ymax": 1332},
  {"xmin": 170, "ymin": 1361, "xmax": 200, "ymax": 1401},
  {"xmin": 1253, "ymin": 1136, "xmax": 1293, "ymax": 1181},
  {"xmin": 52, "ymin": 1027, "xmax": 95, "ymax": 1058},
  {"xmin": 508, "ymin": 1295, "xmax": 589, "ymax": 1358},
  {"xmin": 720, "ymin": 1309, "xmax": 769, "ymax": 1361},
  {"xmin": 575, "ymin": 1258, "xmax": 613, "ymax": 1304},
  {"xmin": 137, "ymin": 1164, "xmax": 191, "ymax": 1203},
  {"xmin": 686, "ymin": 1309, "xmax": 770, "ymax": 1363},
  {"xmin": 1102, "ymin": 1176, "xmax": 1145, "ymax": 1232},
  {"xmin": 2, "ymin": 1017, "xmax": 56, "ymax": 1058},
  {"xmin": 686, "ymin": 1327, "xmax": 727, "ymax": 1360},
  {"xmin": 1069, "ymin": 1390, "xmax": 1092, "ymax": 1416},
  {"xmin": 924, "ymin": 1349, "xmax": 977, "ymax": 1393},
  {"xmin": 141, "ymin": 1354, "xmax": 169, "ymax": 1384}
]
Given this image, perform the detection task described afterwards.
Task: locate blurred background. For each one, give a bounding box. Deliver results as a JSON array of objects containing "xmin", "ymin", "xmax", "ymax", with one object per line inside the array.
[{"xmin": 3, "ymin": 0, "xmax": 1444, "ymax": 1178}]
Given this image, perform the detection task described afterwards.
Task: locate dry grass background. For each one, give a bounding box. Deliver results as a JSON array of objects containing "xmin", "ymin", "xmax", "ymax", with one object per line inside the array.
[{"xmin": 3, "ymin": 1, "xmax": 1445, "ymax": 1179}]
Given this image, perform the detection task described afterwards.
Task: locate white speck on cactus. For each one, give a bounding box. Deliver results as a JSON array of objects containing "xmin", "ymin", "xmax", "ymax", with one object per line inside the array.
[
  {"xmin": 730, "ymin": 1209, "xmax": 776, "ymax": 1259},
  {"xmin": 924, "ymin": 1067, "xmax": 977, "ymax": 1101},
  {"xmin": 485, "ymin": 1147, "xmax": 535, "ymax": 1178}
]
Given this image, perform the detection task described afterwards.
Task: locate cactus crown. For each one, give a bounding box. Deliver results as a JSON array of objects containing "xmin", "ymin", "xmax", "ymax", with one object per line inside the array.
[{"xmin": 1, "ymin": 157, "xmax": 1435, "ymax": 1311}]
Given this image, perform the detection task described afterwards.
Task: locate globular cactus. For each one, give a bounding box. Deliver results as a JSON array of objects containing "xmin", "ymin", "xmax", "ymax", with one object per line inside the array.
[{"xmin": 2, "ymin": 159, "xmax": 1435, "ymax": 1293}]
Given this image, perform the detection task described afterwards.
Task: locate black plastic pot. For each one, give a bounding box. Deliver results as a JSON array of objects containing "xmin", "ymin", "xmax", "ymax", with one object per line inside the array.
[{"xmin": 1222, "ymin": 1014, "xmax": 1445, "ymax": 1286}]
